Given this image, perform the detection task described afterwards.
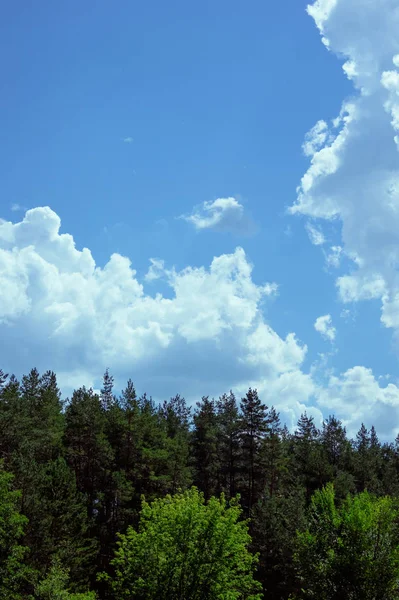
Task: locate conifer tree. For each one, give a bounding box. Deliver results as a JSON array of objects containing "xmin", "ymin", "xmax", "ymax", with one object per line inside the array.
[
  {"xmin": 191, "ymin": 396, "xmax": 220, "ymax": 500},
  {"xmin": 160, "ymin": 394, "xmax": 192, "ymax": 493},
  {"xmin": 239, "ymin": 388, "xmax": 269, "ymax": 514},
  {"xmin": 216, "ymin": 391, "xmax": 241, "ymax": 499}
]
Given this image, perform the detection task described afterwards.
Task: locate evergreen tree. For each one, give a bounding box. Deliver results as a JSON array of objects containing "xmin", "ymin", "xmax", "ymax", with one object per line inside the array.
[
  {"xmin": 293, "ymin": 413, "xmax": 325, "ymax": 501},
  {"xmin": 160, "ymin": 394, "xmax": 192, "ymax": 493},
  {"xmin": 321, "ymin": 416, "xmax": 355, "ymax": 498},
  {"xmin": 216, "ymin": 391, "xmax": 241, "ymax": 499},
  {"xmin": 191, "ymin": 397, "xmax": 220, "ymax": 500},
  {"xmin": 353, "ymin": 423, "xmax": 382, "ymax": 493},
  {"xmin": 100, "ymin": 369, "xmax": 114, "ymax": 412},
  {"xmin": 259, "ymin": 406, "xmax": 284, "ymax": 499},
  {"xmin": 239, "ymin": 388, "xmax": 269, "ymax": 514},
  {"xmin": 252, "ymin": 485, "xmax": 305, "ymax": 600}
]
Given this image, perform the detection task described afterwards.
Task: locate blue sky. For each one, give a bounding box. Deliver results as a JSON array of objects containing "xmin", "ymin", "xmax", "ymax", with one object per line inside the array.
[{"xmin": 2, "ymin": 0, "xmax": 399, "ymax": 438}]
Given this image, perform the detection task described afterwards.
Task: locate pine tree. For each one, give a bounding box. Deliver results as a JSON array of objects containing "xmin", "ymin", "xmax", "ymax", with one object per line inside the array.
[
  {"xmin": 119, "ymin": 379, "xmax": 139, "ymax": 482},
  {"xmin": 216, "ymin": 391, "xmax": 241, "ymax": 499},
  {"xmin": 259, "ymin": 406, "xmax": 285, "ymax": 499},
  {"xmin": 160, "ymin": 395, "xmax": 192, "ymax": 493},
  {"xmin": 0, "ymin": 369, "xmax": 7, "ymax": 391},
  {"xmin": 292, "ymin": 413, "xmax": 325, "ymax": 501},
  {"xmin": 191, "ymin": 397, "xmax": 220, "ymax": 500},
  {"xmin": 100, "ymin": 369, "xmax": 114, "ymax": 411},
  {"xmin": 239, "ymin": 388, "xmax": 269, "ymax": 514},
  {"xmin": 252, "ymin": 484, "xmax": 305, "ymax": 600}
]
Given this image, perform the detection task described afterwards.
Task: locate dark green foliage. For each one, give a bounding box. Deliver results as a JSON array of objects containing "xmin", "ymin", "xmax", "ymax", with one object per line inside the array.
[
  {"xmin": 191, "ymin": 396, "xmax": 220, "ymax": 499},
  {"xmin": 216, "ymin": 391, "xmax": 241, "ymax": 499},
  {"xmin": 239, "ymin": 388, "xmax": 270, "ymax": 515},
  {"xmin": 3, "ymin": 366, "xmax": 399, "ymax": 599},
  {"xmin": 160, "ymin": 394, "xmax": 193, "ymax": 493},
  {"xmin": 252, "ymin": 486, "xmax": 305, "ymax": 600}
]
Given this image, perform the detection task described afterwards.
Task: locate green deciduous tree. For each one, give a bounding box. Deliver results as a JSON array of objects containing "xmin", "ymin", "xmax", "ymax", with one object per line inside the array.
[
  {"xmin": 0, "ymin": 462, "xmax": 32, "ymax": 599},
  {"xmin": 293, "ymin": 483, "xmax": 399, "ymax": 599},
  {"xmin": 102, "ymin": 487, "xmax": 262, "ymax": 600},
  {"xmin": 35, "ymin": 559, "xmax": 96, "ymax": 599}
]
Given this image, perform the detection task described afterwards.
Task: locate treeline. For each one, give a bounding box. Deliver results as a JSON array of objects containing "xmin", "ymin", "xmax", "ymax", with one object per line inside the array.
[{"xmin": 1, "ymin": 367, "xmax": 399, "ymax": 598}]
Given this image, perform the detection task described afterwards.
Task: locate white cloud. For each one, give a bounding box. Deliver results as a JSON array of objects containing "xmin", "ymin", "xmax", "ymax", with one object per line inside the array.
[
  {"xmin": 305, "ymin": 221, "xmax": 326, "ymax": 245},
  {"xmin": 325, "ymin": 245, "xmax": 343, "ymax": 268},
  {"xmin": 291, "ymin": 0, "xmax": 399, "ymax": 355},
  {"xmin": 179, "ymin": 197, "xmax": 256, "ymax": 235},
  {"xmin": 0, "ymin": 207, "xmax": 291, "ymax": 402},
  {"xmin": 316, "ymin": 366, "xmax": 399, "ymax": 438},
  {"xmin": 123, "ymin": 137, "xmax": 133, "ymax": 143},
  {"xmin": 314, "ymin": 314, "xmax": 336, "ymax": 342},
  {"xmin": 2, "ymin": 207, "xmax": 399, "ymax": 439},
  {"xmin": 144, "ymin": 258, "xmax": 166, "ymax": 282},
  {"xmin": 302, "ymin": 120, "xmax": 329, "ymax": 157}
]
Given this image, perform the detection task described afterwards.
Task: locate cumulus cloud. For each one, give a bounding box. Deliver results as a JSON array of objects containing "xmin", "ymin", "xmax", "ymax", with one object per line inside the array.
[
  {"xmin": 0, "ymin": 207, "xmax": 296, "ymax": 405},
  {"xmin": 179, "ymin": 197, "xmax": 256, "ymax": 235},
  {"xmin": 2, "ymin": 207, "xmax": 399, "ymax": 438},
  {"xmin": 314, "ymin": 314, "xmax": 336, "ymax": 342},
  {"xmin": 317, "ymin": 366, "xmax": 399, "ymax": 438},
  {"xmin": 291, "ymin": 0, "xmax": 399, "ymax": 350}
]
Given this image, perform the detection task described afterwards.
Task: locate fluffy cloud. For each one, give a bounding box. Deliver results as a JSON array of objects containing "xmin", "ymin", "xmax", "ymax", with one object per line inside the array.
[
  {"xmin": 314, "ymin": 314, "xmax": 336, "ymax": 342},
  {"xmin": 179, "ymin": 197, "xmax": 255, "ymax": 234},
  {"xmin": 2, "ymin": 207, "xmax": 399, "ymax": 438},
  {"xmin": 317, "ymin": 366, "xmax": 399, "ymax": 438},
  {"xmin": 291, "ymin": 0, "xmax": 399, "ymax": 348},
  {"xmin": 0, "ymin": 207, "xmax": 298, "ymax": 405}
]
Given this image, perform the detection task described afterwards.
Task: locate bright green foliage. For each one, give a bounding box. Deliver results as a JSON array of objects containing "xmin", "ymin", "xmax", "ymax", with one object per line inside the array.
[
  {"xmin": 35, "ymin": 559, "xmax": 96, "ymax": 599},
  {"xmin": 0, "ymin": 462, "xmax": 31, "ymax": 599},
  {"xmin": 293, "ymin": 483, "xmax": 399, "ymax": 599},
  {"xmin": 103, "ymin": 487, "xmax": 262, "ymax": 600}
]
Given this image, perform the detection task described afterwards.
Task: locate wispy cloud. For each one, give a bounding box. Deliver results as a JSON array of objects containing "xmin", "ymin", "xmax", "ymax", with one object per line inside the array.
[
  {"xmin": 305, "ymin": 221, "xmax": 325, "ymax": 245},
  {"xmin": 179, "ymin": 197, "xmax": 256, "ymax": 235},
  {"xmin": 10, "ymin": 203, "xmax": 27, "ymax": 212},
  {"xmin": 123, "ymin": 136, "xmax": 133, "ymax": 143}
]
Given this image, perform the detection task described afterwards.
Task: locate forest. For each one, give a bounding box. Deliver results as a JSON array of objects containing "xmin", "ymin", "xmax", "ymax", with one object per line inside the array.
[{"xmin": 1, "ymin": 366, "xmax": 399, "ymax": 599}]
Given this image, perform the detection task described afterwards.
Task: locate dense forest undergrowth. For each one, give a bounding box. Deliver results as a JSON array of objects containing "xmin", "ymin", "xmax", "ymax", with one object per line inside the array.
[{"xmin": 2, "ymin": 367, "xmax": 399, "ymax": 598}]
